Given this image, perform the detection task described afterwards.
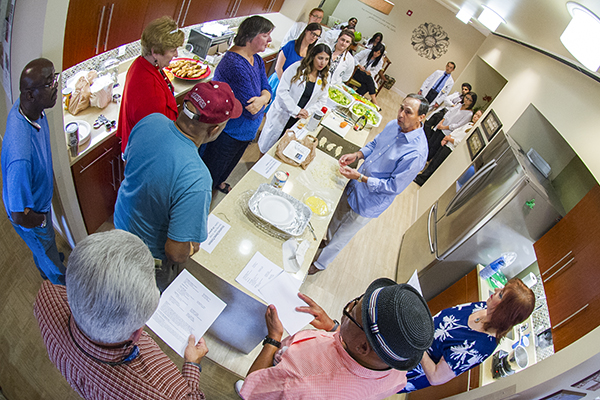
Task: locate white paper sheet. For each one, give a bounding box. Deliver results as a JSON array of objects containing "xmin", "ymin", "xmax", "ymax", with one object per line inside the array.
[
  {"xmin": 259, "ymin": 272, "xmax": 314, "ymax": 336},
  {"xmin": 146, "ymin": 269, "xmax": 227, "ymax": 357},
  {"xmin": 407, "ymin": 269, "xmax": 423, "ymax": 296},
  {"xmin": 235, "ymin": 252, "xmax": 283, "ymax": 301},
  {"xmin": 251, "ymin": 154, "xmax": 282, "ymax": 178},
  {"xmin": 200, "ymin": 214, "xmax": 231, "ymax": 254}
]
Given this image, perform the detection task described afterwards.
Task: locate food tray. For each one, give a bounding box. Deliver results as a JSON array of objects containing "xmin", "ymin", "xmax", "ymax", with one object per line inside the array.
[
  {"xmin": 327, "ymin": 85, "xmax": 355, "ymax": 109},
  {"xmin": 350, "ymin": 101, "xmax": 382, "ymax": 128},
  {"xmin": 166, "ymin": 58, "xmax": 211, "ymax": 81},
  {"xmin": 316, "ymin": 127, "xmax": 361, "ymax": 168},
  {"xmin": 248, "ymin": 184, "xmax": 311, "ymax": 237}
]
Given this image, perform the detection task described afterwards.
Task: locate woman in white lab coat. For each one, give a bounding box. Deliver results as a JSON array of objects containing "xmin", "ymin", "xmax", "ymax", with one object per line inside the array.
[
  {"xmin": 329, "ymin": 29, "xmax": 355, "ymax": 86},
  {"xmin": 351, "ymin": 42, "xmax": 385, "ymax": 107},
  {"xmin": 258, "ymin": 43, "xmax": 332, "ymax": 154}
]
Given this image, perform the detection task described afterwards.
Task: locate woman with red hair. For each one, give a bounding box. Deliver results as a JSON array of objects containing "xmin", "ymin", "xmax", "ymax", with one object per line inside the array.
[{"xmin": 400, "ymin": 278, "xmax": 535, "ymax": 393}]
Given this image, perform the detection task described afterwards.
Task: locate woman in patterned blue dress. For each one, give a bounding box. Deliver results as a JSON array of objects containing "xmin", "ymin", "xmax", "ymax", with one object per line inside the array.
[{"xmin": 400, "ymin": 278, "xmax": 535, "ymax": 393}]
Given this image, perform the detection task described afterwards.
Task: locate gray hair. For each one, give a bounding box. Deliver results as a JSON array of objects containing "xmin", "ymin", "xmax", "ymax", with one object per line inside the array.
[
  {"xmin": 406, "ymin": 93, "xmax": 429, "ymax": 116},
  {"xmin": 66, "ymin": 230, "xmax": 160, "ymax": 344}
]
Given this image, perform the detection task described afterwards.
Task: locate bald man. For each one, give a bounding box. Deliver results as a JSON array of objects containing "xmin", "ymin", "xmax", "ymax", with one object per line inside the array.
[{"xmin": 2, "ymin": 58, "xmax": 65, "ymax": 284}]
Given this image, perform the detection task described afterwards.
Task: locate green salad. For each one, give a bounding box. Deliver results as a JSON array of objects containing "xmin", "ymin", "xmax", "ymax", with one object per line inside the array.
[
  {"xmin": 352, "ymin": 103, "xmax": 379, "ymax": 125},
  {"xmin": 328, "ymin": 87, "xmax": 351, "ymax": 106}
]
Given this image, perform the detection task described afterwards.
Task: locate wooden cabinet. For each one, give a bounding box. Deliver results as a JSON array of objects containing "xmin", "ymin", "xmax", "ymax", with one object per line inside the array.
[
  {"xmin": 143, "ymin": 0, "xmax": 187, "ymax": 29},
  {"xmin": 533, "ymin": 184, "xmax": 600, "ymax": 352},
  {"xmin": 64, "ymin": 0, "xmax": 149, "ymax": 69},
  {"xmin": 71, "ymin": 134, "xmax": 124, "ymax": 234},
  {"xmin": 263, "ymin": 52, "xmax": 277, "ymax": 75},
  {"xmin": 409, "ymin": 269, "xmax": 481, "ymax": 400}
]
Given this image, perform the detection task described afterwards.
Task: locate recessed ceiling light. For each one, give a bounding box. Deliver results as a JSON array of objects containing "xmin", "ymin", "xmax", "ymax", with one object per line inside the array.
[
  {"xmin": 477, "ymin": 5, "xmax": 506, "ymax": 32},
  {"xmin": 560, "ymin": 2, "xmax": 600, "ymax": 71}
]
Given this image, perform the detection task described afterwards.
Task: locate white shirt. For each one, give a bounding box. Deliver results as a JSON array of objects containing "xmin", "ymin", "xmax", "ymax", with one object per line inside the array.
[
  {"xmin": 446, "ymin": 122, "xmax": 473, "ymax": 151},
  {"xmin": 439, "ymin": 104, "xmax": 473, "ymax": 136},
  {"xmin": 281, "ymin": 22, "xmax": 306, "ymax": 47},
  {"xmin": 354, "ymin": 49, "xmax": 383, "ymax": 77},
  {"xmin": 420, "ymin": 69, "xmax": 455, "ymax": 106}
]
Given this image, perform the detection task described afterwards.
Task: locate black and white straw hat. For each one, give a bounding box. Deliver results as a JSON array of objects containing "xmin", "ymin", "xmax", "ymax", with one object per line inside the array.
[{"xmin": 361, "ymin": 279, "xmax": 434, "ymax": 371}]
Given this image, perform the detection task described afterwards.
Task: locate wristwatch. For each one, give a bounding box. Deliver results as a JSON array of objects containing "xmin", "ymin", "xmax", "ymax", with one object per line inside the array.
[
  {"xmin": 329, "ymin": 319, "xmax": 340, "ymax": 332},
  {"xmin": 40, "ymin": 214, "xmax": 47, "ymax": 228},
  {"xmin": 262, "ymin": 336, "xmax": 281, "ymax": 348}
]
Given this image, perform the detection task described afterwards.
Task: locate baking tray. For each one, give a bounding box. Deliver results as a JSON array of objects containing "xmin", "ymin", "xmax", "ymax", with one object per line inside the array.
[
  {"xmin": 248, "ymin": 184, "xmax": 311, "ymax": 237},
  {"xmin": 316, "ymin": 127, "xmax": 361, "ymax": 169}
]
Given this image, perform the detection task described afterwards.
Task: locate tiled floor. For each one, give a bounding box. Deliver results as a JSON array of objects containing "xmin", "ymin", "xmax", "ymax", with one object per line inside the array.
[{"xmin": 0, "ymin": 87, "xmax": 412, "ymax": 400}]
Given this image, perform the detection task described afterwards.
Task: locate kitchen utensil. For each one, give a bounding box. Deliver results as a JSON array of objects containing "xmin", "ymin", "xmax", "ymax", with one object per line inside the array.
[
  {"xmin": 507, "ymin": 345, "xmax": 528, "ymax": 369},
  {"xmin": 307, "ymin": 222, "xmax": 317, "ymax": 241}
]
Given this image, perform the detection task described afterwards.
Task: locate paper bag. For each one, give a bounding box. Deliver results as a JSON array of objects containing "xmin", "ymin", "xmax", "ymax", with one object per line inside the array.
[
  {"xmin": 68, "ymin": 70, "xmax": 98, "ymax": 115},
  {"xmin": 275, "ymin": 131, "xmax": 317, "ymax": 169}
]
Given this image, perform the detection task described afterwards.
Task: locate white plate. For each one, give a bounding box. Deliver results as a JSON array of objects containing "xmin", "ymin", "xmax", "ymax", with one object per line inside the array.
[
  {"xmin": 258, "ymin": 195, "xmax": 295, "ymax": 226},
  {"xmin": 66, "ymin": 120, "xmax": 91, "ymax": 143}
]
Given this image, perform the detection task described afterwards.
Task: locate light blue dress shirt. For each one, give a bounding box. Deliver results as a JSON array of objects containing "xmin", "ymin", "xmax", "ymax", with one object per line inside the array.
[{"xmin": 346, "ymin": 119, "xmax": 428, "ymax": 218}]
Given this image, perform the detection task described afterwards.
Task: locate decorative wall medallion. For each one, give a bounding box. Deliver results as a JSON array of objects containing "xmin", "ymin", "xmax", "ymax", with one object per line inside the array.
[{"xmin": 411, "ymin": 23, "xmax": 450, "ymax": 60}]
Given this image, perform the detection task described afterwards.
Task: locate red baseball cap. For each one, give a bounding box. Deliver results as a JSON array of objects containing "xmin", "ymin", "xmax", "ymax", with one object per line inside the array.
[{"xmin": 183, "ymin": 81, "xmax": 243, "ymax": 124}]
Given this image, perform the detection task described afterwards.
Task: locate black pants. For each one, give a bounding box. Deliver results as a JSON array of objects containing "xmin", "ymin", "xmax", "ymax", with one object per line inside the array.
[
  {"xmin": 414, "ymin": 146, "xmax": 453, "ymax": 186},
  {"xmin": 352, "ymin": 69, "xmax": 376, "ymax": 95},
  {"xmin": 202, "ymin": 131, "xmax": 250, "ymax": 189},
  {"xmin": 425, "ymin": 89, "xmax": 439, "ymax": 104}
]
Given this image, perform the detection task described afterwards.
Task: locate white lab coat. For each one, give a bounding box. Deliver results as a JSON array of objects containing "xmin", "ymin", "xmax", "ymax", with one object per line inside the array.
[
  {"xmin": 420, "ymin": 69, "xmax": 454, "ymax": 107},
  {"xmin": 330, "ymin": 51, "xmax": 355, "ymax": 85},
  {"xmin": 281, "ymin": 22, "xmax": 306, "ymax": 47},
  {"xmin": 318, "ymin": 28, "xmax": 342, "ymax": 49},
  {"xmin": 258, "ymin": 61, "xmax": 329, "ymax": 153}
]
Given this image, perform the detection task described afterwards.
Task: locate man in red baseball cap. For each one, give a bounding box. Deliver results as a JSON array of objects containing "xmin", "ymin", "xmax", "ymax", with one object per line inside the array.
[{"xmin": 114, "ymin": 81, "xmax": 242, "ymax": 291}]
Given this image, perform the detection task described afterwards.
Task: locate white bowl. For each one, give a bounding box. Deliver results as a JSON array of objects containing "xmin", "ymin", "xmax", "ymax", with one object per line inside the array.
[{"xmin": 349, "ymin": 101, "xmax": 381, "ymax": 128}]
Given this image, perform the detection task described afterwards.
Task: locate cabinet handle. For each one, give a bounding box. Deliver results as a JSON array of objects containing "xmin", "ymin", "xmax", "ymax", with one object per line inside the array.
[
  {"xmin": 176, "ymin": 0, "xmax": 185, "ymax": 27},
  {"xmin": 543, "ymin": 256, "xmax": 575, "ymax": 282},
  {"xmin": 232, "ymin": 0, "xmax": 242, "ymax": 17},
  {"xmin": 554, "ymin": 303, "xmax": 589, "ymax": 329},
  {"xmin": 181, "ymin": 0, "xmax": 192, "ymax": 27},
  {"xmin": 103, "ymin": 3, "xmax": 115, "ymax": 52},
  {"xmin": 117, "ymin": 155, "xmax": 122, "ymax": 186},
  {"xmin": 95, "ymin": 5, "xmax": 106, "ymax": 55},
  {"xmin": 268, "ymin": 0, "xmax": 276, "ymax": 12},
  {"xmin": 427, "ymin": 203, "xmax": 436, "ymax": 254},
  {"xmin": 226, "ymin": 0, "xmax": 234, "ymax": 16},
  {"xmin": 78, "ymin": 147, "xmax": 113, "ymax": 174},
  {"xmin": 109, "ymin": 158, "xmax": 117, "ymax": 190},
  {"xmin": 542, "ymin": 250, "xmax": 573, "ymax": 277}
]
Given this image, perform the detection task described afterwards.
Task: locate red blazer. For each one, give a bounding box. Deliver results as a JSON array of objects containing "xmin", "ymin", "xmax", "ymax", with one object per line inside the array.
[{"xmin": 116, "ymin": 56, "xmax": 178, "ymax": 153}]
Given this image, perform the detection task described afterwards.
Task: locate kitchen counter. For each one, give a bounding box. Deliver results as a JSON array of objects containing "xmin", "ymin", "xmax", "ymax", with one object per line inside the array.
[
  {"xmin": 478, "ymin": 265, "xmax": 536, "ymax": 387},
  {"xmin": 184, "ymin": 121, "xmax": 370, "ymax": 376}
]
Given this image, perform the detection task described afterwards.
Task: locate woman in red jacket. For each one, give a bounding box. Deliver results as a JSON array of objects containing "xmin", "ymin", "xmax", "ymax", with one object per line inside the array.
[{"xmin": 116, "ymin": 17, "xmax": 184, "ymax": 153}]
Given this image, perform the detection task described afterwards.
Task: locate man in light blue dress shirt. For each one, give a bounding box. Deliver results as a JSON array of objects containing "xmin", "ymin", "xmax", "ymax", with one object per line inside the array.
[{"xmin": 309, "ymin": 94, "xmax": 429, "ymax": 275}]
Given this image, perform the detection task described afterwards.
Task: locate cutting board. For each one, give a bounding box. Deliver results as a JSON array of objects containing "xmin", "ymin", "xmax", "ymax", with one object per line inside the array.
[
  {"xmin": 316, "ymin": 127, "xmax": 361, "ymax": 169},
  {"xmin": 320, "ymin": 113, "xmax": 351, "ymax": 138}
]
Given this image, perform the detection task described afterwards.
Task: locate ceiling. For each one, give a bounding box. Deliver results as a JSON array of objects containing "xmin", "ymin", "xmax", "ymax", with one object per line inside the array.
[{"xmin": 432, "ymin": 0, "xmax": 600, "ymax": 71}]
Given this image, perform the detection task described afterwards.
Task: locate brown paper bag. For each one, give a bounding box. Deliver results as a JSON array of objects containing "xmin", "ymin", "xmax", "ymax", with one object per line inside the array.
[
  {"xmin": 275, "ymin": 130, "xmax": 318, "ymax": 169},
  {"xmin": 68, "ymin": 71, "xmax": 98, "ymax": 115}
]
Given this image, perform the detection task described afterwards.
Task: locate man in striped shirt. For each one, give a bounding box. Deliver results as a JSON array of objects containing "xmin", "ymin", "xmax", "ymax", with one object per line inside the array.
[
  {"xmin": 239, "ymin": 279, "xmax": 435, "ymax": 400},
  {"xmin": 34, "ymin": 230, "xmax": 208, "ymax": 399}
]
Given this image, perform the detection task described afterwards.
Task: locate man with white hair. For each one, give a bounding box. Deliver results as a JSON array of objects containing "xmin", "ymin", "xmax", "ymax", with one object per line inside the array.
[{"xmin": 34, "ymin": 230, "xmax": 209, "ymax": 399}]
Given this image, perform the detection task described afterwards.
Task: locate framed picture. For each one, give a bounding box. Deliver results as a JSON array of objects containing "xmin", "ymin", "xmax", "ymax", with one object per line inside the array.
[
  {"xmin": 481, "ymin": 109, "xmax": 502, "ymax": 141},
  {"xmin": 540, "ymin": 390, "xmax": 586, "ymax": 400},
  {"xmin": 572, "ymin": 369, "xmax": 600, "ymax": 391},
  {"xmin": 467, "ymin": 127, "xmax": 485, "ymax": 160}
]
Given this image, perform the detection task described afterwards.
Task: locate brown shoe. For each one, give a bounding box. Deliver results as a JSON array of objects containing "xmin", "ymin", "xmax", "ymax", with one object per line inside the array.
[{"xmin": 308, "ymin": 263, "xmax": 323, "ymax": 275}]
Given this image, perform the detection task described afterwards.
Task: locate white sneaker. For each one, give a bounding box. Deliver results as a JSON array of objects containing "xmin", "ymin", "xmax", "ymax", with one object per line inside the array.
[{"xmin": 234, "ymin": 380, "xmax": 244, "ymax": 398}]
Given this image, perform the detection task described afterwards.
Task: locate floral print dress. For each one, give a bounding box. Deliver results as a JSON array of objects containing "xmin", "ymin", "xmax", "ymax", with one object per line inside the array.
[{"xmin": 399, "ymin": 302, "xmax": 497, "ymax": 393}]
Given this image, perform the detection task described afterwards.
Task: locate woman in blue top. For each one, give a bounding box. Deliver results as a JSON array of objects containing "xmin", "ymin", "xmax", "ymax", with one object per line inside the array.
[
  {"xmin": 400, "ymin": 278, "xmax": 535, "ymax": 393},
  {"xmin": 268, "ymin": 23, "xmax": 322, "ymax": 100},
  {"xmin": 202, "ymin": 16, "xmax": 273, "ymax": 194}
]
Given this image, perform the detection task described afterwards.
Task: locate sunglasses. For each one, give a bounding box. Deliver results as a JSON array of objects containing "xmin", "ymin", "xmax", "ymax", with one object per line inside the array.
[{"xmin": 343, "ymin": 294, "xmax": 364, "ymax": 330}]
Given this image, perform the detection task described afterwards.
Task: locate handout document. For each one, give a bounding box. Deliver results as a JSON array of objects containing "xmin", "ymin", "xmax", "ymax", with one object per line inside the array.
[
  {"xmin": 146, "ymin": 269, "xmax": 226, "ymax": 357},
  {"xmin": 251, "ymin": 154, "xmax": 282, "ymax": 178},
  {"xmin": 259, "ymin": 272, "xmax": 313, "ymax": 335},
  {"xmin": 235, "ymin": 251, "xmax": 282, "ymax": 301},
  {"xmin": 200, "ymin": 214, "xmax": 230, "ymax": 254}
]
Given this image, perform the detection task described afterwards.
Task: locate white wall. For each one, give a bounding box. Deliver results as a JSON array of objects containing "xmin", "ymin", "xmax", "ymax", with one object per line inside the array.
[{"xmin": 331, "ymin": 0, "xmax": 486, "ymax": 96}]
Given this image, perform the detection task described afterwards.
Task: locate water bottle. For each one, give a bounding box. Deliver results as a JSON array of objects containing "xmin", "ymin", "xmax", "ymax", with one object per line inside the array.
[
  {"xmin": 306, "ymin": 107, "xmax": 327, "ymax": 131},
  {"xmin": 480, "ymin": 252, "xmax": 517, "ymax": 280}
]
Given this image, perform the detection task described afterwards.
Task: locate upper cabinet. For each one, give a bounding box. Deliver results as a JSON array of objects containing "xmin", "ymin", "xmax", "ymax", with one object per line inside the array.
[
  {"xmin": 63, "ymin": 0, "xmax": 149, "ymax": 69},
  {"xmin": 63, "ymin": 0, "xmax": 283, "ymax": 69}
]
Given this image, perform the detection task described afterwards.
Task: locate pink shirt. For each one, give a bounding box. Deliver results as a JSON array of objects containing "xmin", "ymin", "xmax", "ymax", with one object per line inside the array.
[{"xmin": 240, "ymin": 330, "xmax": 407, "ymax": 400}]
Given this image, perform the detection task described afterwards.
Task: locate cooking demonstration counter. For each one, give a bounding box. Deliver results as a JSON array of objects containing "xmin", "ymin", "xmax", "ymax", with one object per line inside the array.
[{"xmin": 185, "ymin": 122, "xmax": 371, "ymax": 376}]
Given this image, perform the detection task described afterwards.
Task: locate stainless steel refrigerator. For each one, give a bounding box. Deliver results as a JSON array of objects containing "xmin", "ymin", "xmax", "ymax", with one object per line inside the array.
[{"xmin": 397, "ymin": 131, "xmax": 565, "ymax": 300}]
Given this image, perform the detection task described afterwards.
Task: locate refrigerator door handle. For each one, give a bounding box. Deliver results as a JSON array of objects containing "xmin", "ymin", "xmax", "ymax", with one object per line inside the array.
[
  {"xmin": 427, "ymin": 203, "xmax": 437, "ymax": 254},
  {"xmin": 445, "ymin": 159, "xmax": 497, "ymax": 216}
]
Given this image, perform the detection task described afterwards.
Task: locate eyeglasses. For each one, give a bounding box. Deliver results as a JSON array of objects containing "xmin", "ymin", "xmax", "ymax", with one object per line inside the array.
[
  {"xmin": 310, "ymin": 31, "xmax": 321, "ymax": 39},
  {"xmin": 343, "ymin": 294, "xmax": 364, "ymax": 330},
  {"xmin": 27, "ymin": 73, "xmax": 60, "ymax": 91}
]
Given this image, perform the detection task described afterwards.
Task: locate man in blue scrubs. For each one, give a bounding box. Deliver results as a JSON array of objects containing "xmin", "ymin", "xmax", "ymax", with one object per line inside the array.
[{"xmin": 2, "ymin": 58, "xmax": 65, "ymax": 284}]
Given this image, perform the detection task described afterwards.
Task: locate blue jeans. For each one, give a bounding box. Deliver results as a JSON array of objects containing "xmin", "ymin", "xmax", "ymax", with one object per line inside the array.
[{"xmin": 11, "ymin": 214, "xmax": 66, "ymax": 285}]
